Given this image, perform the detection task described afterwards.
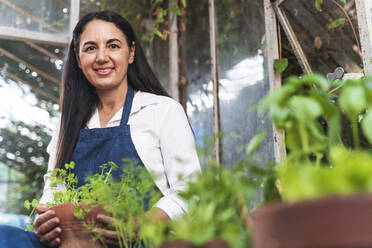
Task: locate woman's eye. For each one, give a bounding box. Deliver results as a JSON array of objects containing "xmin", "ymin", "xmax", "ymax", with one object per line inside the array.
[
  {"xmin": 109, "ymin": 44, "xmax": 119, "ymax": 49},
  {"xmin": 85, "ymin": 46, "xmax": 95, "ymax": 52}
]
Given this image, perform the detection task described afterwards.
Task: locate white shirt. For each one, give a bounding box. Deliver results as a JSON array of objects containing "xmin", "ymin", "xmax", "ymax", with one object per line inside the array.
[{"xmin": 40, "ymin": 91, "xmax": 201, "ymax": 219}]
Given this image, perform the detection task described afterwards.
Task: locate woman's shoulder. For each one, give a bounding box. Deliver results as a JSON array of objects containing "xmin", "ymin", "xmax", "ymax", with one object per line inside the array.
[{"xmin": 136, "ymin": 91, "xmax": 183, "ymax": 111}]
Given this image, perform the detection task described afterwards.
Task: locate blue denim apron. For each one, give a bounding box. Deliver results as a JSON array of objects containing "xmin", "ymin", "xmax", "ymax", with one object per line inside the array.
[
  {"xmin": 70, "ymin": 85, "xmax": 145, "ymax": 186},
  {"xmin": 0, "ymin": 86, "xmax": 150, "ymax": 247}
]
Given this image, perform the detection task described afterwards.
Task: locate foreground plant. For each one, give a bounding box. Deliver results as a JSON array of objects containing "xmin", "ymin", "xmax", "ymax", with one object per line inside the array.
[
  {"xmin": 140, "ymin": 132, "xmax": 277, "ymax": 248},
  {"xmin": 25, "ymin": 160, "xmax": 162, "ymax": 248},
  {"xmin": 258, "ymin": 74, "xmax": 372, "ymax": 201}
]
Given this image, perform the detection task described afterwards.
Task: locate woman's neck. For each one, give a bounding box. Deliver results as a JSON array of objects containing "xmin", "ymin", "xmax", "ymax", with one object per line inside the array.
[{"xmin": 96, "ymin": 83, "xmax": 128, "ymax": 128}]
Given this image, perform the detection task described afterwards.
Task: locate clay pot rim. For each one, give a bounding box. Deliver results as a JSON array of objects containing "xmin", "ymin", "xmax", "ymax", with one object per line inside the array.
[{"xmin": 252, "ymin": 192, "xmax": 372, "ymax": 218}]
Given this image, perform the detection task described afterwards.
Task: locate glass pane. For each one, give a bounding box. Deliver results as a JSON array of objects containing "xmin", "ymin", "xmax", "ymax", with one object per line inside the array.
[
  {"xmin": 281, "ymin": 0, "xmax": 362, "ymax": 75},
  {"xmin": 0, "ymin": 39, "xmax": 65, "ymax": 213},
  {"xmin": 180, "ymin": 1, "xmax": 213, "ymax": 165},
  {"xmin": 215, "ymin": 0, "xmax": 275, "ymax": 167},
  {"xmin": 0, "ymin": 0, "xmax": 71, "ymax": 35}
]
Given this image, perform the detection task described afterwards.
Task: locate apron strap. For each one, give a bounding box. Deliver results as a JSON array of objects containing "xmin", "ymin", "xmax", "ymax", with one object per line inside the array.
[{"xmin": 120, "ymin": 85, "xmax": 134, "ymax": 126}]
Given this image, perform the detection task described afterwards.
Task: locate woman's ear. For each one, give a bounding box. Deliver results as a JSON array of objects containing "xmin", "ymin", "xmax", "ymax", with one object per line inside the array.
[
  {"xmin": 75, "ymin": 48, "xmax": 82, "ymax": 68},
  {"xmin": 129, "ymin": 42, "xmax": 135, "ymax": 64}
]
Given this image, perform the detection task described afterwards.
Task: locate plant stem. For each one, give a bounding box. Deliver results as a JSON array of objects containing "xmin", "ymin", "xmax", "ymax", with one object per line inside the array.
[
  {"xmin": 351, "ymin": 119, "xmax": 360, "ymax": 148},
  {"xmin": 315, "ymin": 153, "xmax": 323, "ymax": 167},
  {"xmin": 299, "ymin": 119, "xmax": 309, "ymax": 154}
]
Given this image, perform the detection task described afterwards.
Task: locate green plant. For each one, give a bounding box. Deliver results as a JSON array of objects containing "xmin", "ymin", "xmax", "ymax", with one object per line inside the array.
[
  {"xmin": 25, "ymin": 160, "xmax": 162, "ymax": 248},
  {"xmin": 258, "ymin": 74, "xmax": 372, "ymax": 202},
  {"xmin": 140, "ymin": 132, "xmax": 278, "ymax": 248}
]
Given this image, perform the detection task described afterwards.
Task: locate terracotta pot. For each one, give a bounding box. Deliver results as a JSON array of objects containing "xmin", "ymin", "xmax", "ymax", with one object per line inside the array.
[
  {"xmin": 202, "ymin": 239, "xmax": 231, "ymax": 248},
  {"xmin": 50, "ymin": 203, "xmax": 104, "ymax": 248},
  {"xmin": 253, "ymin": 193, "xmax": 372, "ymax": 248},
  {"xmin": 157, "ymin": 240, "xmax": 195, "ymax": 248}
]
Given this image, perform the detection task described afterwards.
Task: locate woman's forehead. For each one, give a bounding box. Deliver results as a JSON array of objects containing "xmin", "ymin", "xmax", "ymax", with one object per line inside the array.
[{"xmin": 80, "ymin": 20, "xmax": 127, "ymax": 44}]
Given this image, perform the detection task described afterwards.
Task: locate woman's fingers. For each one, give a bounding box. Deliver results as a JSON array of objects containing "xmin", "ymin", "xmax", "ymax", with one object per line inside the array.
[
  {"xmin": 96, "ymin": 214, "xmax": 114, "ymax": 225},
  {"xmin": 37, "ymin": 227, "xmax": 62, "ymax": 245},
  {"xmin": 34, "ymin": 210, "xmax": 62, "ymax": 247},
  {"xmin": 33, "ymin": 210, "xmax": 56, "ymax": 229},
  {"xmin": 35, "ymin": 203, "xmax": 50, "ymax": 214},
  {"xmin": 36, "ymin": 217, "xmax": 60, "ymax": 235},
  {"xmin": 94, "ymin": 227, "xmax": 119, "ymax": 240},
  {"xmin": 94, "ymin": 227, "xmax": 119, "ymax": 246}
]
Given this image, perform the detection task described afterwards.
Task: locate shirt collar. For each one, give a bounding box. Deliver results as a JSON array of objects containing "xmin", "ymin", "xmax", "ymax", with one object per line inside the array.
[{"xmin": 87, "ymin": 91, "xmax": 160, "ymax": 128}]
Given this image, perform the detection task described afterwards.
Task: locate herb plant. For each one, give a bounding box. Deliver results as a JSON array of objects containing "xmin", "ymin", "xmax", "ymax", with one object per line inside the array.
[
  {"xmin": 25, "ymin": 160, "xmax": 162, "ymax": 248},
  {"xmin": 258, "ymin": 74, "xmax": 372, "ymax": 202},
  {"xmin": 140, "ymin": 132, "xmax": 276, "ymax": 248}
]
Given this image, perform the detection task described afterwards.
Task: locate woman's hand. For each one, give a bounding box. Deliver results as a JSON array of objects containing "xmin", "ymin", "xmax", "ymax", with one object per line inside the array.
[
  {"xmin": 95, "ymin": 208, "xmax": 169, "ymax": 246},
  {"xmin": 95, "ymin": 214, "xmax": 120, "ymax": 246},
  {"xmin": 33, "ymin": 204, "xmax": 62, "ymax": 247}
]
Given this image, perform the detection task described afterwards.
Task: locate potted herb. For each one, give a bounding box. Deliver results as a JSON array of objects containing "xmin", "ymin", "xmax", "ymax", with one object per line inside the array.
[
  {"xmin": 253, "ymin": 74, "xmax": 372, "ymax": 248},
  {"xmin": 140, "ymin": 134, "xmax": 273, "ymax": 248},
  {"xmin": 25, "ymin": 160, "xmax": 161, "ymax": 248}
]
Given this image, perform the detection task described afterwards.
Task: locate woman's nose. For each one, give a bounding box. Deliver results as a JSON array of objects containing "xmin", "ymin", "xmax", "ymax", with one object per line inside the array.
[{"xmin": 96, "ymin": 48, "xmax": 109, "ymax": 63}]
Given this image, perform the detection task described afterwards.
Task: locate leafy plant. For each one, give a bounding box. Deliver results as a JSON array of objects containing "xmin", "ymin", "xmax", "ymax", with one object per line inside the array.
[
  {"xmin": 25, "ymin": 160, "xmax": 162, "ymax": 248},
  {"xmin": 258, "ymin": 74, "xmax": 372, "ymax": 202},
  {"xmin": 279, "ymin": 146, "xmax": 372, "ymax": 202},
  {"xmin": 140, "ymin": 132, "xmax": 279, "ymax": 248}
]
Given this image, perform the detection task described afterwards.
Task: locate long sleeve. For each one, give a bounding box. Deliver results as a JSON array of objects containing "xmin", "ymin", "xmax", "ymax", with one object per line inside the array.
[
  {"xmin": 153, "ymin": 101, "xmax": 201, "ymax": 219},
  {"xmin": 39, "ymin": 121, "xmax": 65, "ymax": 204}
]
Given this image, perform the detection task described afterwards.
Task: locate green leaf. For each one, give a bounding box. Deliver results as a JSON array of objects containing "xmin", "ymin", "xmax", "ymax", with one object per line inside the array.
[
  {"xmin": 289, "ymin": 96, "xmax": 323, "ymax": 121},
  {"xmin": 274, "ymin": 58, "xmax": 288, "ymax": 74},
  {"xmin": 329, "ymin": 18, "xmax": 345, "ymax": 29},
  {"xmin": 31, "ymin": 199, "xmax": 39, "ymax": 208},
  {"xmin": 24, "ymin": 200, "xmax": 30, "ymax": 210},
  {"xmin": 181, "ymin": 0, "xmax": 187, "ymax": 7},
  {"xmin": 338, "ymin": 0, "xmax": 346, "ymax": 4},
  {"xmin": 301, "ymin": 74, "xmax": 330, "ymax": 91},
  {"xmin": 246, "ymin": 130, "xmax": 267, "ymax": 155},
  {"xmin": 153, "ymin": 28, "xmax": 163, "ymax": 38},
  {"xmin": 339, "ymin": 85, "xmax": 366, "ymax": 120},
  {"xmin": 362, "ymin": 110, "xmax": 372, "ymax": 145},
  {"xmin": 170, "ymin": 3, "xmax": 181, "ymax": 15},
  {"xmin": 315, "ymin": 0, "xmax": 323, "ymax": 11}
]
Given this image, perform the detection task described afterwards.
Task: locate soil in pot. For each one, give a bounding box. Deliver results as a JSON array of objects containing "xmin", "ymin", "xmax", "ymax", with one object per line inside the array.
[
  {"xmin": 50, "ymin": 203, "xmax": 104, "ymax": 248},
  {"xmin": 252, "ymin": 193, "xmax": 372, "ymax": 248}
]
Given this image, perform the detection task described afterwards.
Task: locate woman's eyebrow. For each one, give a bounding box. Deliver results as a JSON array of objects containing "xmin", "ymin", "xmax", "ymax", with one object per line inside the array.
[
  {"xmin": 107, "ymin": 38, "xmax": 122, "ymax": 44},
  {"xmin": 82, "ymin": 38, "xmax": 121, "ymax": 48},
  {"xmin": 82, "ymin": 41, "xmax": 96, "ymax": 47}
]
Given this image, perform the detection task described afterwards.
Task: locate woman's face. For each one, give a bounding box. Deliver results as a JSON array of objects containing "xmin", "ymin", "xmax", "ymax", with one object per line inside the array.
[{"xmin": 76, "ymin": 19, "xmax": 135, "ymax": 92}]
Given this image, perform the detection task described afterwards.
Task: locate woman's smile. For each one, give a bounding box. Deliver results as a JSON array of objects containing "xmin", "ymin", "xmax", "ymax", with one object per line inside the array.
[{"xmin": 94, "ymin": 67, "xmax": 114, "ymax": 76}]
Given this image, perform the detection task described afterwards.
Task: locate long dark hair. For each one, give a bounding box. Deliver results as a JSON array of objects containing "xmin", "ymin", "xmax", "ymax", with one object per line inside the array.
[{"xmin": 56, "ymin": 11, "xmax": 169, "ymax": 169}]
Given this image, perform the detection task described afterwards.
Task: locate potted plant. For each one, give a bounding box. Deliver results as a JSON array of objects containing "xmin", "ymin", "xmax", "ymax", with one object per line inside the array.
[
  {"xmin": 25, "ymin": 160, "xmax": 162, "ymax": 248},
  {"xmin": 140, "ymin": 134, "xmax": 274, "ymax": 248},
  {"xmin": 252, "ymin": 74, "xmax": 372, "ymax": 248}
]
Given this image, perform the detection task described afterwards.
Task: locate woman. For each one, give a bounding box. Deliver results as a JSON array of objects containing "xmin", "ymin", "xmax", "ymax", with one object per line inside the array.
[{"xmin": 0, "ymin": 11, "xmax": 200, "ymax": 247}]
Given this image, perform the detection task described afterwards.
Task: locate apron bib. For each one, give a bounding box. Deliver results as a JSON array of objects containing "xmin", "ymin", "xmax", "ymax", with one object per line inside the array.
[{"xmin": 70, "ymin": 85, "xmax": 144, "ymax": 186}]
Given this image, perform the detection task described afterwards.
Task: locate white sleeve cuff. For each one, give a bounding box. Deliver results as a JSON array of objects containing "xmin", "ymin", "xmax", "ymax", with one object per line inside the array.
[
  {"xmin": 153, "ymin": 193, "xmax": 187, "ymax": 219},
  {"xmin": 39, "ymin": 173, "xmax": 66, "ymax": 205}
]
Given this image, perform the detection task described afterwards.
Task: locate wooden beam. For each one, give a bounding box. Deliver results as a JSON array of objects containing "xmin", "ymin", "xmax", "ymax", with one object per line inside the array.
[
  {"xmin": 169, "ymin": 0, "xmax": 179, "ymax": 101},
  {"xmin": 0, "ymin": 0, "xmax": 61, "ymax": 33},
  {"xmin": 209, "ymin": 0, "xmax": 222, "ymax": 164},
  {"xmin": 264, "ymin": 0, "xmax": 287, "ymax": 162},
  {"xmin": 355, "ymin": 0, "xmax": 372, "ymax": 76},
  {"xmin": 25, "ymin": 41, "xmax": 63, "ymax": 61},
  {"xmin": 0, "ymin": 48, "xmax": 61, "ymax": 85},
  {"xmin": 69, "ymin": 0, "xmax": 80, "ymax": 38},
  {"xmin": 1, "ymin": 68, "xmax": 59, "ymax": 103},
  {"xmin": 0, "ymin": 27, "xmax": 69, "ymax": 46}
]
